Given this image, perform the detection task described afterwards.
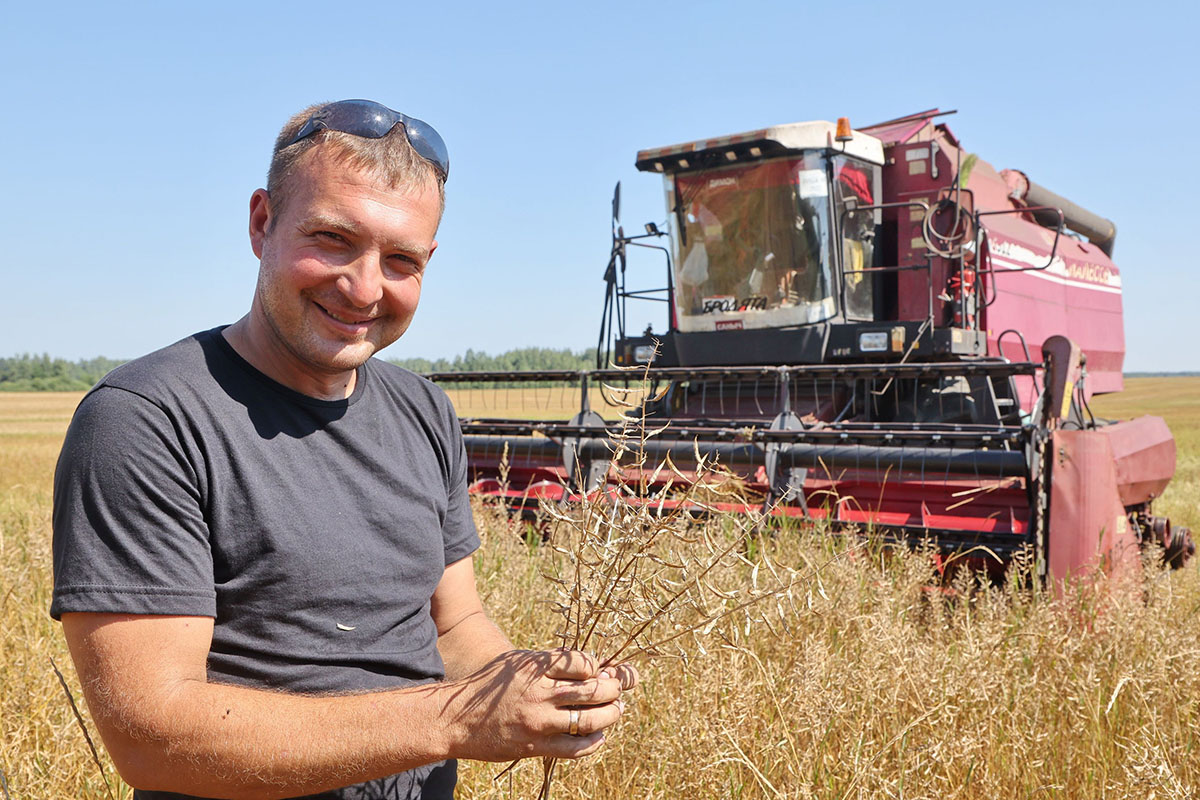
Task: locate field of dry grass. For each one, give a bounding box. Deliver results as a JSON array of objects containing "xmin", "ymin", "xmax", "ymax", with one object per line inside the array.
[
  {"xmin": 3, "ymin": 381, "xmax": 1199, "ymax": 798},
  {"xmin": 440, "ymin": 382, "xmax": 631, "ymax": 422}
]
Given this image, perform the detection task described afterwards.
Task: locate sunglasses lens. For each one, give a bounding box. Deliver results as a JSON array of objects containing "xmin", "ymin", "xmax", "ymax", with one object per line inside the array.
[
  {"xmin": 401, "ymin": 116, "xmax": 450, "ymax": 181},
  {"xmin": 286, "ymin": 100, "xmax": 450, "ymax": 181},
  {"xmin": 317, "ymin": 100, "xmax": 399, "ymax": 139}
]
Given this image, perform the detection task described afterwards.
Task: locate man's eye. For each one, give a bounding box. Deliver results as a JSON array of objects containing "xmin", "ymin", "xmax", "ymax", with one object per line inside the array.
[
  {"xmin": 315, "ymin": 231, "xmax": 347, "ymax": 244},
  {"xmin": 390, "ymin": 254, "xmax": 424, "ymax": 272}
]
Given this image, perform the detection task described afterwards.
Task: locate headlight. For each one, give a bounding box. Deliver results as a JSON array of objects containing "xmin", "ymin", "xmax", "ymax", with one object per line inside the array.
[{"xmin": 859, "ymin": 332, "xmax": 888, "ymax": 352}]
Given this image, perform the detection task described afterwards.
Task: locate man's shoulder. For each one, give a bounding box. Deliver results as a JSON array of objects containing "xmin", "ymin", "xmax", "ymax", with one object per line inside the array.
[
  {"xmin": 367, "ymin": 359, "xmax": 448, "ymax": 401},
  {"xmin": 89, "ymin": 327, "xmax": 227, "ymax": 407},
  {"xmin": 364, "ymin": 359, "xmax": 460, "ymax": 426}
]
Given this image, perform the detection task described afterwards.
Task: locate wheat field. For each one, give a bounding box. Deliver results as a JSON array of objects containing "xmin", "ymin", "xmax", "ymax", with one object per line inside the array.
[{"xmin": 2, "ymin": 381, "xmax": 1199, "ymax": 799}]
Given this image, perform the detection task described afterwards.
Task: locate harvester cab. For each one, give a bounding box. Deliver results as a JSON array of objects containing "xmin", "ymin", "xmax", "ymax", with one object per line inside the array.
[
  {"xmin": 429, "ymin": 109, "xmax": 1192, "ymax": 586},
  {"xmin": 612, "ymin": 118, "xmax": 901, "ymax": 368},
  {"xmin": 607, "ymin": 114, "xmax": 994, "ymax": 361}
]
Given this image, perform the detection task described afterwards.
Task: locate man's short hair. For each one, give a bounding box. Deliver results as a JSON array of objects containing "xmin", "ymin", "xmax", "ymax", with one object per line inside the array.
[{"xmin": 266, "ymin": 102, "xmax": 447, "ymax": 225}]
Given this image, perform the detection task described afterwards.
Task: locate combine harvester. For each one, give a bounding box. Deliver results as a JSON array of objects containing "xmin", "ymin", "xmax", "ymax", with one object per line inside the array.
[{"xmin": 429, "ymin": 109, "xmax": 1191, "ymax": 584}]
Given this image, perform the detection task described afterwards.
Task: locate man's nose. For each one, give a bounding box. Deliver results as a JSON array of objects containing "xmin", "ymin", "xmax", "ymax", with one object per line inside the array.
[{"xmin": 337, "ymin": 253, "xmax": 385, "ymax": 308}]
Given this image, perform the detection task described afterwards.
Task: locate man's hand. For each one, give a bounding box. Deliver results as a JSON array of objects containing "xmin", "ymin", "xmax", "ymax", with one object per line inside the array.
[
  {"xmin": 431, "ymin": 559, "xmax": 639, "ymax": 761},
  {"xmin": 438, "ymin": 648, "xmax": 639, "ymax": 762}
]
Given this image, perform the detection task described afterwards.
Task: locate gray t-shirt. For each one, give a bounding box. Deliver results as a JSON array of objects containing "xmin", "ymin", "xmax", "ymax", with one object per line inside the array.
[{"xmin": 51, "ymin": 327, "xmax": 479, "ymax": 799}]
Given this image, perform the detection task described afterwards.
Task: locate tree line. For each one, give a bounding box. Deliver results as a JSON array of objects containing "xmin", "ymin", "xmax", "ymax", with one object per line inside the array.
[
  {"xmin": 0, "ymin": 347, "xmax": 597, "ymax": 391},
  {"xmin": 389, "ymin": 347, "xmax": 596, "ymax": 375},
  {"xmin": 0, "ymin": 355, "xmax": 128, "ymax": 391}
]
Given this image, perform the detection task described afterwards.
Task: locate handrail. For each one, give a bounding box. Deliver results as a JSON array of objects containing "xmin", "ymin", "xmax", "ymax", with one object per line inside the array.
[
  {"xmin": 975, "ymin": 205, "xmax": 1064, "ymax": 274},
  {"xmin": 837, "ymin": 200, "xmax": 934, "ymax": 324},
  {"xmin": 976, "ymin": 205, "xmax": 1065, "ymax": 311}
]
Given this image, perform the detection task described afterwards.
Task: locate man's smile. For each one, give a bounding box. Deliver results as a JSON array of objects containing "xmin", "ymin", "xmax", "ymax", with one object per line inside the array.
[{"xmin": 313, "ymin": 301, "xmax": 378, "ymax": 329}]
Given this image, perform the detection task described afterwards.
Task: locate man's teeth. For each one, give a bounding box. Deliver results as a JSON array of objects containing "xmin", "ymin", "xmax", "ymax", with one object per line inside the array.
[{"xmin": 323, "ymin": 307, "xmax": 372, "ymax": 324}]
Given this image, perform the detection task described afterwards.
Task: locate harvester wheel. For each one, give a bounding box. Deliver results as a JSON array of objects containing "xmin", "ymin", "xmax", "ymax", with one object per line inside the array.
[
  {"xmin": 1166, "ymin": 526, "xmax": 1195, "ymax": 570},
  {"xmin": 1147, "ymin": 515, "xmax": 1194, "ymax": 570}
]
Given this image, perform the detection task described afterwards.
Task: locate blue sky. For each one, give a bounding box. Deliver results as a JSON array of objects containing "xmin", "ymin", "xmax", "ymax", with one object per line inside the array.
[{"xmin": 2, "ymin": 0, "xmax": 1196, "ymax": 371}]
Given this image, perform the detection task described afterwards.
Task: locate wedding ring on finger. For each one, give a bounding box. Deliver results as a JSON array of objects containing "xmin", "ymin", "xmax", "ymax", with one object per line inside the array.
[{"xmin": 568, "ymin": 708, "xmax": 580, "ymax": 736}]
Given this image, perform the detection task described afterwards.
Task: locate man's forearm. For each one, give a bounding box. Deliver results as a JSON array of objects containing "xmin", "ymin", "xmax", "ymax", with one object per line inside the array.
[
  {"xmin": 430, "ymin": 556, "xmax": 517, "ymax": 680},
  {"xmin": 91, "ymin": 668, "xmax": 456, "ymax": 799},
  {"xmin": 67, "ymin": 614, "xmax": 466, "ymax": 798},
  {"xmin": 436, "ymin": 608, "xmax": 515, "ymax": 680}
]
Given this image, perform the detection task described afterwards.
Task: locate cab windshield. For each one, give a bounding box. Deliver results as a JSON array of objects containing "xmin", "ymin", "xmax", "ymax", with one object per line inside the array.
[{"xmin": 672, "ymin": 154, "xmax": 834, "ymax": 333}]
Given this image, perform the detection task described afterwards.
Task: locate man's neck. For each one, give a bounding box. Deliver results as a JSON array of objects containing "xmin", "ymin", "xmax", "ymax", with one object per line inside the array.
[{"xmin": 222, "ymin": 317, "xmax": 357, "ymax": 401}]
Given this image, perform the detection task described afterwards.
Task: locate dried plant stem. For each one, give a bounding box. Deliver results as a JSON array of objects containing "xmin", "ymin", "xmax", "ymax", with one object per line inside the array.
[
  {"xmin": 50, "ymin": 656, "xmax": 116, "ymax": 800},
  {"xmin": 536, "ymin": 755, "xmax": 557, "ymax": 800}
]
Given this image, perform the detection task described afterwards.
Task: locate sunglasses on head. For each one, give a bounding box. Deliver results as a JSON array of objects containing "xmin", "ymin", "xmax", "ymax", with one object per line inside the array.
[{"xmin": 284, "ymin": 99, "xmax": 450, "ymax": 182}]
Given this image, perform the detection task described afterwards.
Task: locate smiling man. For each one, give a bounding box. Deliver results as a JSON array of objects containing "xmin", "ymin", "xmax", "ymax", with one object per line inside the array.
[{"xmin": 51, "ymin": 100, "xmax": 635, "ymax": 800}]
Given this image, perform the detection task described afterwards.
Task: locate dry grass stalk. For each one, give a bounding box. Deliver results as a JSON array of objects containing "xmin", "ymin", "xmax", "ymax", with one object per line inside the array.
[{"xmin": 49, "ymin": 656, "xmax": 116, "ymax": 800}]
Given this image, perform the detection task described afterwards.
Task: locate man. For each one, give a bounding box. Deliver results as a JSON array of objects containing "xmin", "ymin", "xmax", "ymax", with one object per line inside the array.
[{"xmin": 51, "ymin": 99, "xmax": 636, "ymax": 799}]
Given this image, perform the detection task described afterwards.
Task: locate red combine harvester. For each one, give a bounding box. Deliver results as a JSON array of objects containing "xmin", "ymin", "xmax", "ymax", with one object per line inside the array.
[{"xmin": 428, "ymin": 109, "xmax": 1191, "ymax": 584}]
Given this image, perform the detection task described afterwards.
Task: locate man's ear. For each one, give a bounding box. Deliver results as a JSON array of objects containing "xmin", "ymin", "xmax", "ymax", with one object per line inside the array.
[{"xmin": 248, "ymin": 189, "xmax": 272, "ymax": 259}]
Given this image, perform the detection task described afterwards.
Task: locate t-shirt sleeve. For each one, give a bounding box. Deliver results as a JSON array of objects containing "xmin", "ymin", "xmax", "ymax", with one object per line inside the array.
[
  {"xmin": 438, "ymin": 393, "xmax": 480, "ymax": 567},
  {"xmin": 51, "ymin": 386, "xmax": 216, "ymax": 620}
]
